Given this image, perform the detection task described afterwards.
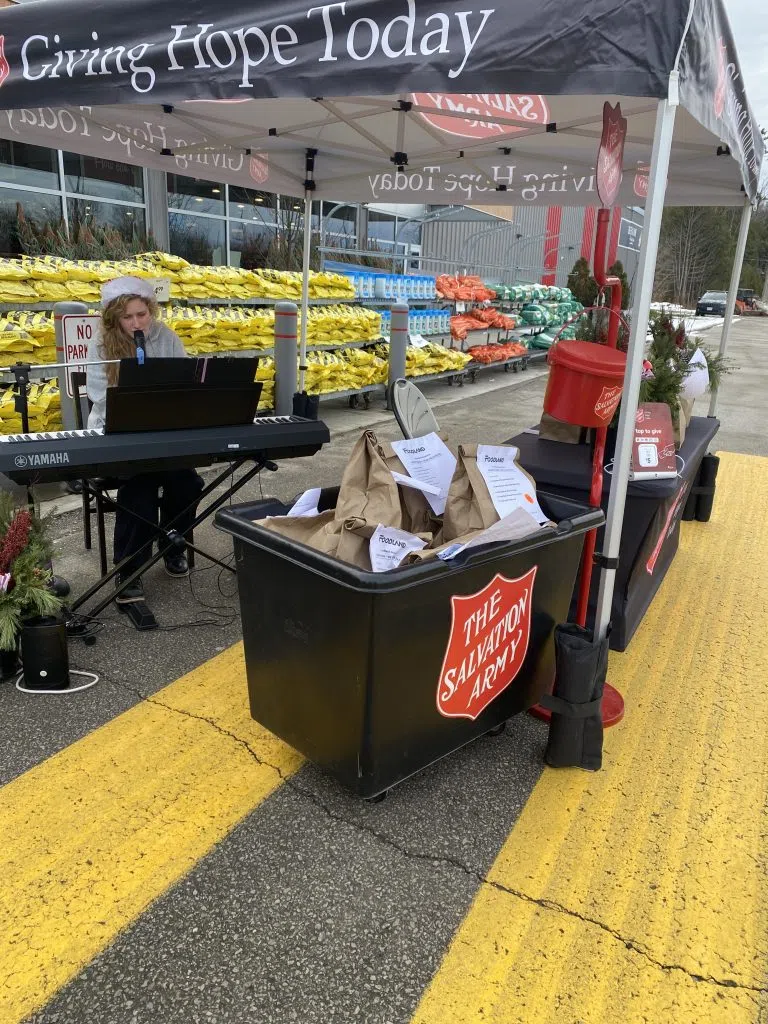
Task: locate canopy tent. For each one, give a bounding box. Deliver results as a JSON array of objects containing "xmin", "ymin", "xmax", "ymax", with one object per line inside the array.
[
  {"xmin": 0, "ymin": 1, "xmax": 761, "ymax": 207},
  {"xmin": 0, "ymin": 0, "xmax": 763, "ymax": 648}
]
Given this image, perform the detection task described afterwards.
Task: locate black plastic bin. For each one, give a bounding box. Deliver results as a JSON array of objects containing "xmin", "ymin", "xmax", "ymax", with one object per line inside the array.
[{"xmin": 215, "ymin": 492, "xmax": 604, "ymax": 799}]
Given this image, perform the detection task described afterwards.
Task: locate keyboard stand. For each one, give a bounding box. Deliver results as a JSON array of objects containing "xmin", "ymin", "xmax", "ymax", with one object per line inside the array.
[{"xmin": 66, "ymin": 454, "xmax": 277, "ymax": 634}]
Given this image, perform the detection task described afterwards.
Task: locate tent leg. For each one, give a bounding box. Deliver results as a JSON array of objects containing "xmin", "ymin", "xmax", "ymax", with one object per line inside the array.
[
  {"xmin": 708, "ymin": 200, "xmax": 752, "ymax": 417},
  {"xmin": 298, "ymin": 190, "xmax": 313, "ymax": 395},
  {"xmin": 594, "ymin": 84, "xmax": 678, "ymax": 646}
]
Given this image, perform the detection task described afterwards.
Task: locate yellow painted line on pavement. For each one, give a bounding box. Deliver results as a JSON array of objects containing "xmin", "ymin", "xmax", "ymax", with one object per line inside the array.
[
  {"xmin": 0, "ymin": 643, "xmax": 303, "ymax": 1024},
  {"xmin": 414, "ymin": 451, "xmax": 768, "ymax": 1024}
]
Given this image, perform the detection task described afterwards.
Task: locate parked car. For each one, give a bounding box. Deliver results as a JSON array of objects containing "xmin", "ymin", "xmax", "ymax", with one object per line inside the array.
[{"xmin": 695, "ymin": 291, "xmax": 727, "ymax": 316}]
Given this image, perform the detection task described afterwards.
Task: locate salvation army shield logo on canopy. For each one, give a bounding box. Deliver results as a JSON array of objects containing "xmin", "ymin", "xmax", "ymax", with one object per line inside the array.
[
  {"xmin": 248, "ymin": 154, "xmax": 269, "ymax": 185},
  {"xmin": 714, "ymin": 38, "xmax": 729, "ymax": 119},
  {"xmin": 0, "ymin": 37, "xmax": 9, "ymax": 89},
  {"xmin": 412, "ymin": 93, "xmax": 550, "ymax": 140},
  {"xmin": 436, "ymin": 568, "xmax": 537, "ymax": 721},
  {"xmin": 633, "ymin": 164, "xmax": 649, "ymax": 199},
  {"xmin": 596, "ymin": 102, "xmax": 627, "ymax": 207}
]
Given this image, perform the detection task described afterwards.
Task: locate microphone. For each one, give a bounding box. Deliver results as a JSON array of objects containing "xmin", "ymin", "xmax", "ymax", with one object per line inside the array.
[{"xmin": 133, "ymin": 329, "xmax": 145, "ymax": 366}]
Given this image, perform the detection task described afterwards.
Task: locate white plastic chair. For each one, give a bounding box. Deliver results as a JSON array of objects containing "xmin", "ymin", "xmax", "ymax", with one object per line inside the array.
[{"xmin": 390, "ymin": 378, "xmax": 440, "ymax": 439}]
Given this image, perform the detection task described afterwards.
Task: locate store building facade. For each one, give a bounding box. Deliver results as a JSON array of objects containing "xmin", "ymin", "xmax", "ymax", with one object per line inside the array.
[{"xmin": 0, "ymin": 139, "xmax": 643, "ymax": 288}]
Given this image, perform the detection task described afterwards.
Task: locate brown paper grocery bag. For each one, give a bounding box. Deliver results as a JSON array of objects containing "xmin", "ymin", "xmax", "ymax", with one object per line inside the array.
[
  {"xmin": 258, "ymin": 510, "xmax": 342, "ymax": 555},
  {"xmin": 380, "ymin": 437, "xmax": 446, "ymax": 538},
  {"xmin": 674, "ymin": 400, "xmax": 692, "ymax": 448},
  {"xmin": 538, "ymin": 412, "xmax": 585, "ymax": 444},
  {"xmin": 334, "ymin": 430, "xmax": 404, "ymax": 530},
  {"xmin": 403, "ymin": 527, "xmax": 485, "ymax": 564},
  {"xmin": 442, "ymin": 443, "xmax": 543, "ymax": 542},
  {"xmin": 339, "ymin": 518, "xmax": 433, "ymax": 571},
  {"xmin": 442, "ymin": 444, "xmax": 499, "ymax": 540}
]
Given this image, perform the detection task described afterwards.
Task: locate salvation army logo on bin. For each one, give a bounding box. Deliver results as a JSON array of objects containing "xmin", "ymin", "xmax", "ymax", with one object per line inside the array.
[
  {"xmin": 594, "ymin": 385, "xmax": 623, "ymax": 423},
  {"xmin": 412, "ymin": 93, "xmax": 550, "ymax": 140},
  {"xmin": 436, "ymin": 568, "xmax": 537, "ymax": 721}
]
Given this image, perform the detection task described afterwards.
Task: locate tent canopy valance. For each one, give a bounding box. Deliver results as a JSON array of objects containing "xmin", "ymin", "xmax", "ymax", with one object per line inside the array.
[{"xmin": 0, "ymin": 0, "xmax": 762, "ymax": 207}]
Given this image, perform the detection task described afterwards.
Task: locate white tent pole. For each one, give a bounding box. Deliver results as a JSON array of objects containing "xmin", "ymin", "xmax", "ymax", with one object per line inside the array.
[
  {"xmin": 298, "ymin": 190, "xmax": 313, "ymax": 394},
  {"xmin": 594, "ymin": 76, "xmax": 679, "ymax": 643},
  {"xmin": 708, "ymin": 200, "xmax": 752, "ymax": 417}
]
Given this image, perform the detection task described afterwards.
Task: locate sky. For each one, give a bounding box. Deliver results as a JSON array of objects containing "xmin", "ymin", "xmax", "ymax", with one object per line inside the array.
[{"xmin": 726, "ymin": 0, "xmax": 768, "ymax": 128}]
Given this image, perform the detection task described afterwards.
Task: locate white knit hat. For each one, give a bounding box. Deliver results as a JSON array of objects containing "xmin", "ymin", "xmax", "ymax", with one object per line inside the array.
[{"xmin": 101, "ymin": 276, "xmax": 157, "ymax": 307}]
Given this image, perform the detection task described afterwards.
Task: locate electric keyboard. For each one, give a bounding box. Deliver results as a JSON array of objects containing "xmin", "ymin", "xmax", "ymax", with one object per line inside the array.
[{"xmin": 0, "ymin": 416, "xmax": 330, "ymax": 483}]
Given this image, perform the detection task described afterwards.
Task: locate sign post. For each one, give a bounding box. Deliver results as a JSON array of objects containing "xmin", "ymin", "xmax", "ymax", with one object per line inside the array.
[
  {"xmin": 53, "ymin": 302, "xmax": 87, "ymax": 429},
  {"xmin": 54, "ymin": 305, "xmax": 100, "ymax": 429}
]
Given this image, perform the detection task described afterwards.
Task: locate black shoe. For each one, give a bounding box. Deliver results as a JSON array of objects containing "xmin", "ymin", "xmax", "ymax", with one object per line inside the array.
[
  {"xmin": 115, "ymin": 575, "xmax": 144, "ymax": 604},
  {"xmin": 48, "ymin": 575, "xmax": 71, "ymax": 599},
  {"xmin": 164, "ymin": 554, "xmax": 189, "ymax": 578}
]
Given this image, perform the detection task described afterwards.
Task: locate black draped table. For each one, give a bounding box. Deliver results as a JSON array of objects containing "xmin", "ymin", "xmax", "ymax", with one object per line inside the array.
[{"xmin": 506, "ymin": 416, "xmax": 720, "ymax": 651}]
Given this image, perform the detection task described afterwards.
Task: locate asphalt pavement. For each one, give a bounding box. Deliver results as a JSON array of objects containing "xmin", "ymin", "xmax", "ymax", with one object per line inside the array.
[{"xmin": 1, "ymin": 316, "xmax": 765, "ymax": 1024}]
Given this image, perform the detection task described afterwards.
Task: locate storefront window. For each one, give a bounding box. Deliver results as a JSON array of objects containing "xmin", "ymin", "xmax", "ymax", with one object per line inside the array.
[
  {"xmin": 321, "ymin": 202, "xmax": 357, "ymax": 247},
  {"xmin": 67, "ymin": 198, "xmax": 146, "ymax": 239},
  {"xmin": 229, "ymin": 187, "xmax": 277, "ymax": 225},
  {"xmin": 229, "ymin": 221, "xmax": 276, "ymax": 269},
  {"xmin": 0, "ymin": 187, "xmax": 62, "ymax": 257},
  {"xmin": 63, "ymin": 153, "xmax": 144, "ymax": 203},
  {"xmin": 368, "ymin": 210, "xmax": 397, "ymax": 248},
  {"xmin": 0, "ymin": 141, "xmax": 59, "ymax": 191},
  {"xmin": 396, "ymin": 218, "xmax": 421, "ymax": 248},
  {"xmin": 169, "ymin": 212, "xmax": 225, "ymax": 265},
  {"xmin": 167, "ymin": 174, "xmax": 225, "ymax": 217}
]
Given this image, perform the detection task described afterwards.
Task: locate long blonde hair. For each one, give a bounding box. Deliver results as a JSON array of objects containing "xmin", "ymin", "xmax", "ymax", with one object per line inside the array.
[{"xmin": 100, "ymin": 294, "xmax": 159, "ymax": 386}]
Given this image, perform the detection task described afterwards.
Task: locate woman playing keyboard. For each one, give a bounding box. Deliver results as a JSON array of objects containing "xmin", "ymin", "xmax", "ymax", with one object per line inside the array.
[{"xmin": 87, "ymin": 276, "xmax": 203, "ymax": 606}]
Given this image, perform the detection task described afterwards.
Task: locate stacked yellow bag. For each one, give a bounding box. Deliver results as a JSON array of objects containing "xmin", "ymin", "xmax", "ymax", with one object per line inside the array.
[
  {"xmin": 256, "ymin": 356, "xmax": 275, "ymax": 411},
  {"xmin": 303, "ymin": 305, "xmax": 380, "ymax": 345},
  {"xmin": 3, "ymin": 312, "xmax": 56, "ymax": 362},
  {"xmin": 0, "ymin": 259, "xmax": 37, "ymax": 301},
  {"xmin": 156, "ymin": 303, "xmax": 381, "ymax": 354},
  {"xmin": 0, "ymin": 319, "xmax": 37, "ymax": 364},
  {"xmin": 0, "ymin": 379, "xmax": 62, "ymax": 434},
  {"xmin": 0, "ymin": 254, "xmax": 359, "ymax": 303},
  {"xmin": 404, "ymin": 342, "xmax": 471, "ymax": 377}
]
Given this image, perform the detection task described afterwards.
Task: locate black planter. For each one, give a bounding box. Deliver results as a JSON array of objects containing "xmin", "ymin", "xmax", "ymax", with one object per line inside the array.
[{"xmin": 0, "ymin": 640, "xmax": 20, "ymax": 682}]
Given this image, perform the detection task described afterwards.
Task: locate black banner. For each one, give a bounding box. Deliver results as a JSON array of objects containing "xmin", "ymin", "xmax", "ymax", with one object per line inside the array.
[
  {"xmin": 678, "ymin": 0, "xmax": 764, "ymax": 201},
  {"xmin": 0, "ymin": 0, "xmax": 686, "ymax": 107}
]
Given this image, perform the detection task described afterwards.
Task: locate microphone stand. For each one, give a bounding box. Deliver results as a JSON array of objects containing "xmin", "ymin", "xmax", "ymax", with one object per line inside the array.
[{"xmin": 133, "ymin": 330, "xmax": 146, "ymax": 365}]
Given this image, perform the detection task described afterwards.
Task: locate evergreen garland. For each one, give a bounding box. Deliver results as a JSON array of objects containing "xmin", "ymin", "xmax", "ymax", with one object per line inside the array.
[{"xmin": 0, "ymin": 494, "xmax": 61, "ymax": 650}]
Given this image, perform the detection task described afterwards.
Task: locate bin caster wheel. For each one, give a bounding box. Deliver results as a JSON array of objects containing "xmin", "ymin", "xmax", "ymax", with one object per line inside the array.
[
  {"xmin": 487, "ymin": 722, "xmax": 506, "ymax": 736},
  {"xmin": 363, "ymin": 393, "xmax": 371, "ymax": 409},
  {"xmin": 365, "ymin": 791, "xmax": 388, "ymax": 804},
  {"xmin": 83, "ymin": 635, "xmax": 97, "ymax": 647}
]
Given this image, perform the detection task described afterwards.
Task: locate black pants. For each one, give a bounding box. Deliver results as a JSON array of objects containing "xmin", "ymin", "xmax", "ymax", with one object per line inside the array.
[{"xmin": 113, "ymin": 469, "xmax": 204, "ymax": 577}]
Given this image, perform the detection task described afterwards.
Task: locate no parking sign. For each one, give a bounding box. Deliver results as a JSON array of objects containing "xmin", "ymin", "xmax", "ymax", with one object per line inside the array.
[{"xmin": 60, "ymin": 314, "xmax": 101, "ymax": 398}]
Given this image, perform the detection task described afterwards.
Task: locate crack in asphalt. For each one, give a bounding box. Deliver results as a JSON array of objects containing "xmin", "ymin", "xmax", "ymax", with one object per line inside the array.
[{"xmin": 105, "ymin": 674, "xmax": 768, "ymax": 1001}]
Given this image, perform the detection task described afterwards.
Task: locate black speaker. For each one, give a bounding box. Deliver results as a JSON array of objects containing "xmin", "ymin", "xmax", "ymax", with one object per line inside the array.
[{"xmin": 20, "ymin": 615, "xmax": 70, "ymax": 690}]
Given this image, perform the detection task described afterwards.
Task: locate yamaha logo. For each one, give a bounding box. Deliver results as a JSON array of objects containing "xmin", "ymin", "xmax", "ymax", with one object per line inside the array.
[{"xmin": 13, "ymin": 452, "xmax": 69, "ymax": 469}]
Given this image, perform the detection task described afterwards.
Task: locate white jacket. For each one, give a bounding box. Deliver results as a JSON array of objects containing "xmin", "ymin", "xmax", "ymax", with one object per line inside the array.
[{"xmin": 86, "ymin": 320, "xmax": 187, "ymax": 430}]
